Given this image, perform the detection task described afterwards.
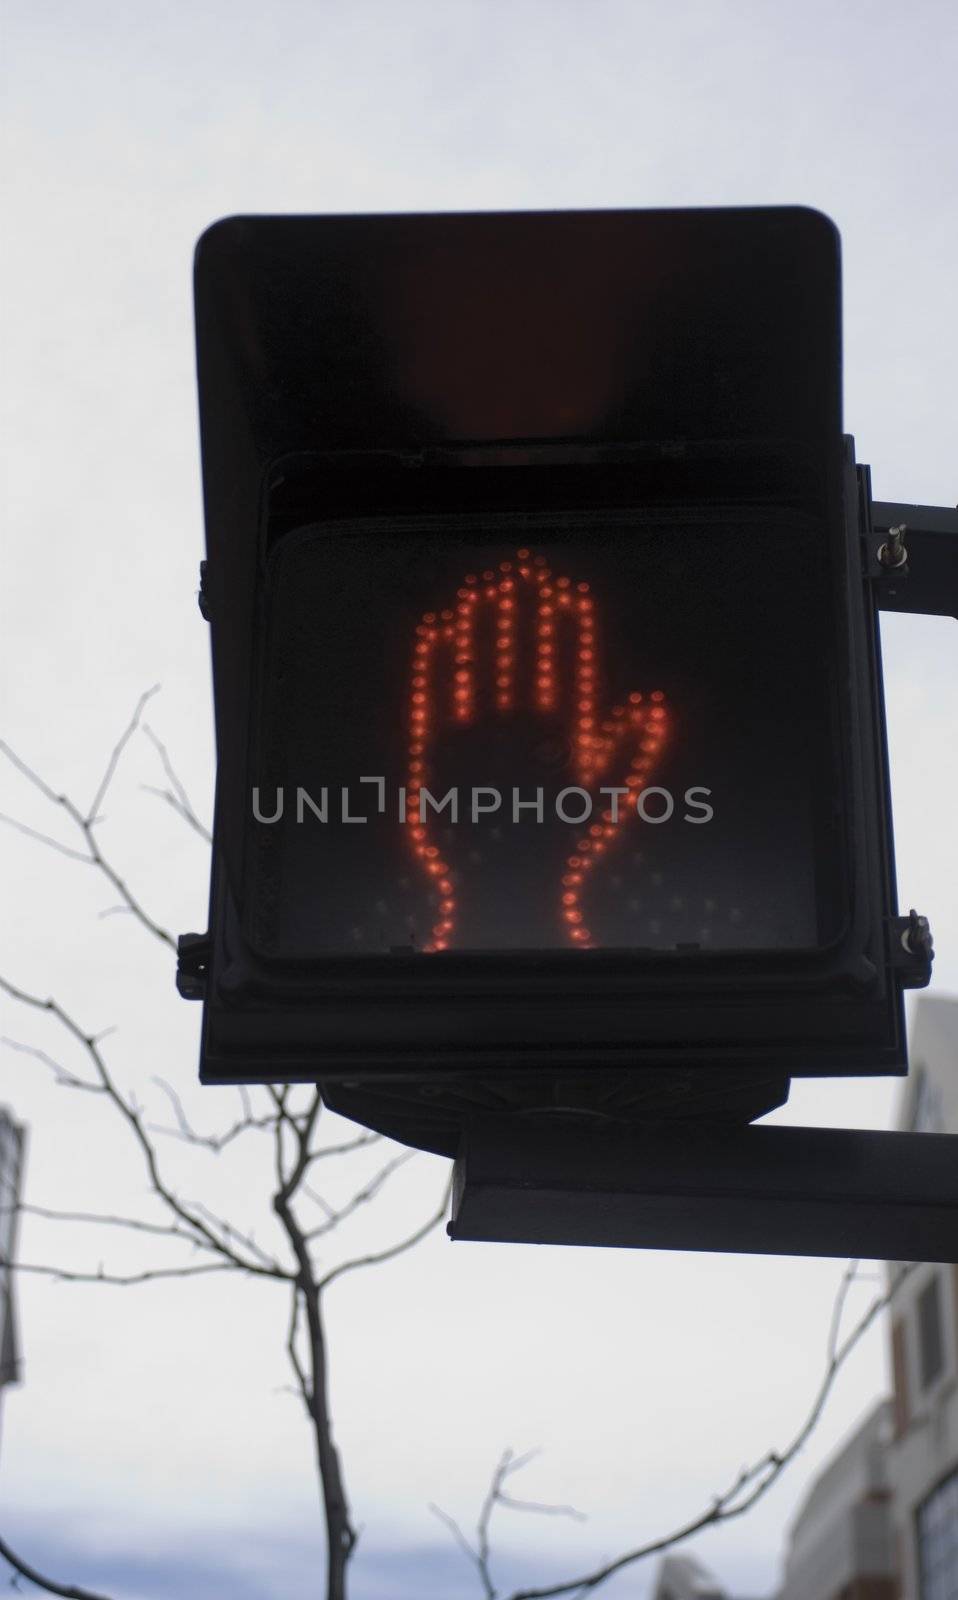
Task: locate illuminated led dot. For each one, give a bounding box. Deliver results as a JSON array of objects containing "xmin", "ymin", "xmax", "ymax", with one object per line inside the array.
[
  {"xmin": 557, "ymin": 576, "xmax": 571, "ymax": 589},
  {"xmin": 578, "ymin": 839, "xmax": 592, "ymax": 852},
  {"xmin": 482, "ymin": 569, "xmax": 495, "ymax": 581},
  {"xmin": 577, "ymin": 581, "xmax": 590, "ymax": 593},
  {"xmin": 440, "ymin": 609, "xmax": 453, "ymax": 621},
  {"xmin": 651, "ymin": 690, "xmax": 665, "ymax": 702},
  {"xmin": 440, "ymin": 899, "xmax": 454, "ymax": 914},
  {"xmin": 562, "ymin": 892, "xmax": 578, "ymax": 906},
  {"xmin": 423, "ymin": 612, "xmax": 436, "ymax": 624},
  {"xmin": 439, "ymin": 879, "xmax": 453, "ymax": 895},
  {"xmin": 571, "ymin": 927, "xmax": 590, "ymax": 942},
  {"xmin": 564, "ymin": 909, "xmax": 582, "ymax": 923},
  {"xmin": 642, "ymin": 739, "xmax": 658, "ymax": 753},
  {"xmin": 465, "ymin": 573, "xmax": 477, "ymax": 584}
]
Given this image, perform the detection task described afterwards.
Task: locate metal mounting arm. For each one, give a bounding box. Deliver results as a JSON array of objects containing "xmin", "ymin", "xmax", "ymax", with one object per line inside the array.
[
  {"xmin": 450, "ymin": 1118, "xmax": 958, "ymax": 1262},
  {"xmin": 870, "ymin": 499, "xmax": 958, "ymax": 620}
]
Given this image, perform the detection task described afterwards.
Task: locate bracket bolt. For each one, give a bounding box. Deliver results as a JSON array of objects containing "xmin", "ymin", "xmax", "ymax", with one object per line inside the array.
[
  {"xmin": 878, "ymin": 524, "xmax": 908, "ymax": 571},
  {"xmin": 902, "ymin": 909, "xmax": 933, "ymax": 961}
]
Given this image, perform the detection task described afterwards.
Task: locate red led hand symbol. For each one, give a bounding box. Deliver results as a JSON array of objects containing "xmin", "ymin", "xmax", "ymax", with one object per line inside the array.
[{"xmin": 405, "ymin": 548, "xmax": 669, "ymax": 952}]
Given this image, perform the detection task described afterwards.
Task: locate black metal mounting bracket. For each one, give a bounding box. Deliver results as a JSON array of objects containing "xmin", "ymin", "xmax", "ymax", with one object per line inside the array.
[
  {"xmin": 177, "ymin": 931, "xmax": 210, "ymax": 1000},
  {"xmin": 449, "ymin": 1117, "xmax": 958, "ymax": 1262},
  {"xmin": 869, "ymin": 497, "xmax": 958, "ymax": 620}
]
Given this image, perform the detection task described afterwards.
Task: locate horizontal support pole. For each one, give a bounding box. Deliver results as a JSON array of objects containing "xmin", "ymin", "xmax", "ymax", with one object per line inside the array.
[
  {"xmin": 871, "ymin": 500, "xmax": 958, "ymax": 620},
  {"xmin": 449, "ymin": 1119, "xmax": 958, "ymax": 1261}
]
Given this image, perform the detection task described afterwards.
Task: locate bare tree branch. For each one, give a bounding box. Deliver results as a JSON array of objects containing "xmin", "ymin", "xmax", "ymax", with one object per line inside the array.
[
  {"xmin": 1, "ymin": 708, "xmax": 458, "ymax": 1600},
  {"xmin": 148, "ymin": 1076, "xmax": 280, "ymax": 1154},
  {"xmin": 270, "ymin": 1088, "xmax": 359, "ymax": 1600},
  {"xmin": 0, "ymin": 1531, "xmax": 114, "ymax": 1600},
  {"xmin": 0, "ymin": 688, "xmax": 175, "ymax": 950},
  {"xmin": 306, "ymin": 1131, "xmax": 382, "ymax": 1166},
  {"xmin": 0, "ymin": 813, "xmax": 90, "ymax": 861},
  {"xmin": 87, "ymin": 687, "xmax": 160, "ymax": 820},
  {"xmin": 304, "ymin": 1150, "xmax": 415, "ymax": 1242},
  {"xmin": 315, "ymin": 1175, "xmax": 451, "ymax": 1292},
  {"xmin": 0, "ymin": 977, "xmax": 290, "ymax": 1283},
  {"xmin": 7, "ymin": 1258, "xmax": 234, "ymax": 1287},
  {"xmin": 429, "ymin": 1502, "xmax": 492, "ymax": 1599},
  {"xmin": 139, "ymin": 721, "xmax": 212, "ymax": 843},
  {"xmin": 8, "ymin": 1202, "xmax": 213, "ymax": 1250},
  {"xmin": 2, "ymin": 1035, "xmax": 104, "ymax": 1094},
  {"xmin": 462, "ymin": 1260, "xmax": 915, "ymax": 1600}
]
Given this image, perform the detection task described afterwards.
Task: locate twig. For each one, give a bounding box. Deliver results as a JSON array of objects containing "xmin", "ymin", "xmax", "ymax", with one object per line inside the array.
[
  {"xmin": 304, "ymin": 1151, "xmax": 414, "ymax": 1241},
  {"xmin": 0, "ymin": 977, "xmax": 291, "ymax": 1284},
  {"xmin": 148, "ymin": 1077, "xmax": 280, "ymax": 1154},
  {"xmin": 315, "ymin": 1176, "xmax": 451, "ymax": 1292},
  {"xmin": 437, "ymin": 1261, "xmax": 914, "ymax": 1600},
  {"xmin": 7, "ymin": 1259, "xmax": 234, "ymax": 1287},
  {"xmin": 0, "ymin": 689, "xmax": 175, "ymax": 949},
  {"xmin": 0, "ymin": 1531, "xmax": 113, "ymax": 1600},
  {"xmin": 140, "ymin": 720, "xmax": 212, "ymax": 843}
]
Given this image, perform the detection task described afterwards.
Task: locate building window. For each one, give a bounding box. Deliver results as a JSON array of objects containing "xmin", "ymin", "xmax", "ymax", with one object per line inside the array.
[
  {"xmin": 917, "ymin": 1469, "xmax": 958, "ymax": 1600},
  {"xmin": 892, "ymin": 1317, "xmax": 911, "ymax": 1436},
  {"xmin": 918, "ymin": 1275, "xmax": 945, "ymax": 1390}
]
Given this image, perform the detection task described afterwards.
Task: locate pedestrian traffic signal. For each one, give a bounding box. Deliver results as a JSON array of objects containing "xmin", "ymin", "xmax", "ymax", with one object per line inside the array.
[{"xmin": 181, "ymin": 207, "xmax": 929, "ymax": 1156}]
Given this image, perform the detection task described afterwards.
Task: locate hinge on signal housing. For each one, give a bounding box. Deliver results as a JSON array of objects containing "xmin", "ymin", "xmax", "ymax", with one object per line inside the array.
[
  {"xmin": 177, "ymin": 931, "xmax": 211, "ymax": 1000},
  {"xmin": 889, "ymin": 910, "xmax": 934, "ymax": 989}
]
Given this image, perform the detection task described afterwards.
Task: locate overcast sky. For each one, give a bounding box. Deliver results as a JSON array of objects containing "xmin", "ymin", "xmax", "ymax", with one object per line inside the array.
[{"xmin": 1, "ymin": 3, "xmax": 957, "ymax": 1597}]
